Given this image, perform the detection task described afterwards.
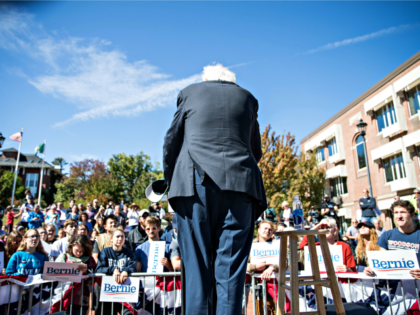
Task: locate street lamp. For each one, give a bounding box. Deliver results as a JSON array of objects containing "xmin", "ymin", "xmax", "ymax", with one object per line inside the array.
[
  {"xmin": 0, "ymin": 132, "xmax": 5, "ymax": 148},
  {"xmin": 356, "ymin": 119, "xmax": 373, "ymax": 196}
]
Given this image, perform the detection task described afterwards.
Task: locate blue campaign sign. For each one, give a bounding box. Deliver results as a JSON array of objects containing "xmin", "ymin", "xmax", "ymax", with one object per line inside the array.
[
  {"xmin": 367, "ymin": 250, "xmax": 419, "ymax": 279},
  {"xmin": 100, "ymin": 276, "xmax": 140, "ymax": 303}
]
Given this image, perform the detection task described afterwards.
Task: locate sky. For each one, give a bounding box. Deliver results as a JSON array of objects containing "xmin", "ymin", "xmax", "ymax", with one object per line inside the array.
[{"xmin": 1, "ymin": 1, "xmax": 420, "ymax": 173}]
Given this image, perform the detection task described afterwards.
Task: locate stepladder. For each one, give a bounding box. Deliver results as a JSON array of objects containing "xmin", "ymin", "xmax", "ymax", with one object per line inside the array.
[{"xmin": 274, "ymin": 229, "xmax": 346, "ymax": 315}]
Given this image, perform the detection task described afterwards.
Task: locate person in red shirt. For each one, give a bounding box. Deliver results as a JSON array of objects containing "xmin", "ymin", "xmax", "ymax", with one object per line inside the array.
[
  {"xmin": 311, "ymin": 218, "xmax": 356, "ymax": 274},
  {"xmin": 6, "ymin": 206, "xmax": 22, "ymax": 233}
]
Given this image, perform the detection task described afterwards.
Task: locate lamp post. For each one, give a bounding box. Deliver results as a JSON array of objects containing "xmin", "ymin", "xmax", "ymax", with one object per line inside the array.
[
  {"xmin": 0, "ymin": 132, "xmax": 5, "ymax": 148},
  {"xmin": 356, "ymin": 119, "xmax": 373, "ymax": 196}
]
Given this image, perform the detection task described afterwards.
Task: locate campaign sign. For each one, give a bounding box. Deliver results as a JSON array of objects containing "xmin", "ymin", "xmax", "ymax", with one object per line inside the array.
[
  {"xmin": 147, "ymin": 241, "xmax": 166, "ymax": 273},
  {"xmin": 43, "ymin": 262, "xmax": 83, "ymax": 282},
  {"xmin": 303, "ymin": 245, "xmax": 343, "ymax": 274},
  {"xmin": 367, "ymin": 250, "xmax": 419, "ymax": 279},
  {"xmin": 250, "ymin": 241, "xmax": 280, "ymax": 265},
  {"xmin": 100, "ymin": 276, "xmax": 140, "ymax": 303}
]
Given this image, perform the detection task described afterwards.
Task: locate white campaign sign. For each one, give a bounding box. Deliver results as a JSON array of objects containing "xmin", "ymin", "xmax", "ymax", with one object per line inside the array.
[
  {"xmin": 250, "ymin": 241, "xmax": 280, "ymax": 265},
  {"xmin": 100, "ymin": 276, "xmax": 140, "ymax": 303},
  {"xmin": 303, "ymin": 245, "xmax": 343, "ymax": 274},
  {"xmin": 43, "ymin": 262, "xmax": 83, "ymax": 282},
  {"xmin": 147, "ymin": 241, "xmax": 166, "ymax": 273},
  {"xmin": 367, "ymin": 250, "xmax": 419, "ymax": 279},
  {"xmin": 0, "ymin": 252, "xmax": 3, "ymax": 271}
]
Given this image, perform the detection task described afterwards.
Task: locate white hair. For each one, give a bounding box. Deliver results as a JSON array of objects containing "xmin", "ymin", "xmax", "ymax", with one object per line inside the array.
[
  {"xmin": 320, "ymin": 218, "xmax": 337, "ymax": 229},
  {"xmin": 202, "ymin": 64, "xmax": 236, "ymax": 83},
  {"xmin": 282, "ymin": 201, "xmax": 289, "ymax": 207}
]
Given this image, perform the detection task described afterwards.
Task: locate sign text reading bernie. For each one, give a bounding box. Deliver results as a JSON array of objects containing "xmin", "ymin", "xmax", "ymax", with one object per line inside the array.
[
  {"xmin": 104, "ymin": 284, "xmax": 137, "ymax": 293},
  {"xmin": 46, "ymin": 268, "xmax": 80, "ymax": 275},
  {"xmin": 253, "ymin": 248, "xmax": 279, "ymax": 257}
]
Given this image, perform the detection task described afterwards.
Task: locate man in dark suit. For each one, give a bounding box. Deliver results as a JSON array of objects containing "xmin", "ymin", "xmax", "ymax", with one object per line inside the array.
[{"xmin": 163, "ymin": 64, "xmax": 266, "ymax": 315}]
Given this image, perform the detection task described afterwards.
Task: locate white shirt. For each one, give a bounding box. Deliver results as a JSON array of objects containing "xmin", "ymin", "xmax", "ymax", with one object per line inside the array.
[
  {"xmin": 50, "ymin": 238, "xmax": 69, "ymax": 258},
  {"xmin": 283, "ymin": 209, "xmax": 291, "ymax": 227},
  {"xmin": 127, "ymin": 209, "xmax": 141, "ymax": 226},
  {"xmin": 159, "ymin": 208, "xmax": 166, "ymax": 220}
]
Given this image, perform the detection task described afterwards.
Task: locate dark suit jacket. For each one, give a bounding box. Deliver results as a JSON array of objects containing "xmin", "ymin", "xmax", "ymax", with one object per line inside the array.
[{"xmin": 163, "ymin": 80, "xmax": 267, "ymax": 215}]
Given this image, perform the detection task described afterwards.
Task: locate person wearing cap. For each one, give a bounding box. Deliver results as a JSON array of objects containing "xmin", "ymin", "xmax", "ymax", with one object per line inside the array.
[
  {"xmin": 161, "ymin": 214, "xmax": 177, "ymax": 244},
  {"xmin": 359, "ymin": 188, "xmax": 377, "ymax": 224},
  {"xmin": 163, "ymin": 65, "xmax": 266, "ymax": 315},
  {"xmin": 127, "ymin": 209, "xmax": 149, "ymax": 251},
  {"xmin": 127, "ymin": 203, "xmax": 141, "ymax": 232},
  {"xmin": 364, "ymin": 200, "xmax": 420, "ymax": 280},
  {"xmin": 354, "ymin": 221, "xmax": 380, "ymax": 272},
  {"xmin": 17, "ymin": 225, "xmax": 25, "ymax": 237}
]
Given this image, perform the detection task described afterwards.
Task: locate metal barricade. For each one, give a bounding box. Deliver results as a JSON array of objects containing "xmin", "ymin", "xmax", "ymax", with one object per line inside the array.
[
  {"xmin": 248, "ymin": 272, "xmax": 420, "ymax": 315},
  {"xmin": 1, "ymin": 272, "xmax": 184, "ymax": 315}
]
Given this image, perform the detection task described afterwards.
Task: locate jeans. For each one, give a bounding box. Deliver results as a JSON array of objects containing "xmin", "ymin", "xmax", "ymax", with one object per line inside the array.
[
  {"xmin": 361, "ymin": 217, "xmax": 376, "ymax": 223},
  {"xmin": 176, "ymin": 170, "xmax": 255, "ymax": 315}
]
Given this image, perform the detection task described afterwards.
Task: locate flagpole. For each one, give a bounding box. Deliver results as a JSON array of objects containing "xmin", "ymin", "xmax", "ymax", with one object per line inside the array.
[
  {"xmin": 37, "ymin": 140, "xmax": 46, "ymax": 206},
  {"xmin": 11, "ymin": 128, "xmax": 23, "ymax": 207}
]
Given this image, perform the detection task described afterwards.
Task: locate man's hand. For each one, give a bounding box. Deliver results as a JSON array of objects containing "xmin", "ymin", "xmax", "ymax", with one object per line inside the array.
[
  {"xmin": 409, "ymin": 269, "xmax": 420, "ymax": 280},
  {"xmin": 120, "ymin": 271, "xmax": 129, "ymax": 284},
  {"xmin": 160, "ymin": 257, "xmax": 170, "ymax": 268},
  {"xmin": 76, "ymin": 264, "xmax": 87, "ymax": 273},
  {"xmin": 256, "ymin": 261, "xmax": 267, "ymax": 271},
  {"xmin": 113, "ymin": 269, "xmax": 121, "ymax": 284},
  {"xmin": 360, "ymin": 202, "xmax": 364, "ymax": 205},
  {"xmin": 261, "ymin": 266, "xmax": 274, "ymax": 280},
  {"xmin": 364, "ymin": 266, "xmax": 375, "ymax": 277}
]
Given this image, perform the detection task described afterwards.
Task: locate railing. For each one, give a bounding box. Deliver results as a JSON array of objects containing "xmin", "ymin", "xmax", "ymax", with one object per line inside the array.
[
  {"xmin": 249, "ymin": 272, "xmax": 420, "ymax": 315},
  {"xmin": 3, "ymin": 271, "xmax": 420, "ymax": 315}
]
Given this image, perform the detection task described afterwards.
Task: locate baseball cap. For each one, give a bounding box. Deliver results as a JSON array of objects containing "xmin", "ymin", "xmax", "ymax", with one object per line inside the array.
[
  {"xmin": 324, "ymin": 195, "xmax": 330, "ymax": 198},
  {"xmin": 17, "ymin": 225, "xmax": 25, "ymax": 231},
  {"xmin": 357, "ymin": 221, "xmax": 374, "ymax": 229},
  {"xmin": 139, "ymin": 209, "xmax": 150, "ymax": 217},
  {"xmin": 145, "ymin": 179, "xmax": 169, "ymax": 203}
]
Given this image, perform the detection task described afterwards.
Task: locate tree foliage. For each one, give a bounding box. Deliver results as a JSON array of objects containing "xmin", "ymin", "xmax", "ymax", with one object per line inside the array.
[
  {"xmin": 0, "ymin": 169, "xmax": 26, "ymax": 207},
  {"xmin": 108, "ymin": 152, "xmax": 162, "ymax": 201},
  {"xmin": 51, "ymin": 157, "xmax": 68, "ymax": 175},
  {"xmin": 259, "ymin": 125, "xmax": 325, "ymax": 214}
]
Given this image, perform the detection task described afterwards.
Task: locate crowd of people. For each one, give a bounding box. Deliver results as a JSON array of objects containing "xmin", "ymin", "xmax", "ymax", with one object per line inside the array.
[
  {"xmin": 0, "ymin": 192, "xmax": 180, "ymax": 315},
  {"xmin": 0, "ymin": 188, "xmax": 419, "ymax": 314}
]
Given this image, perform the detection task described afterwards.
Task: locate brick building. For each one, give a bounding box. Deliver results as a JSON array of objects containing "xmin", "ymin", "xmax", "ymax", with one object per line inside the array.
[
  {"xmin": 301, "ymin": 51, "xmax": 420, "ymax": 231},
  {"xmin": 0, "ymin": 148, "xmax": 63, "ymax": 197}
]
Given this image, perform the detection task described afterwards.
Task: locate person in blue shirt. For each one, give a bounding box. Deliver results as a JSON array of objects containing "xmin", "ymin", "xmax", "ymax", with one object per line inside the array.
[
  {"xmin": 6, "ymin": 229, "xmax": 49, "ymax": 275},
  {"xmin": 66, "ymin": 205, "xmax": 79, "ymax": 221},
  {"xmin": 27, "ymin": 205, "xmax": 45, "ymax": 229},
  {"xmin": 78, "ymin": 212, "xmax": 93, "ymax": 231},
  {"xmin": 135, "ymin": 216, "xmax": 173, "ymax": 272},
  {"xmin": 364, "ymin": 200, "xmax": 420, "ymax": 280}
]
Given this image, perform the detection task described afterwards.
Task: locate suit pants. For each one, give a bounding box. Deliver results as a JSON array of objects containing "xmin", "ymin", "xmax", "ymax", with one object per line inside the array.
[{"xmin": 175, "ymin": 171, "xmax": 255, "ymax": 315}]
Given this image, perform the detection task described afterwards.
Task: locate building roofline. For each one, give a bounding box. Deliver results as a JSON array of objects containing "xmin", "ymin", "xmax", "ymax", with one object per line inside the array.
[{"xmin": 300, "ymin": 50, "xmax": 420, "ymax": 145}]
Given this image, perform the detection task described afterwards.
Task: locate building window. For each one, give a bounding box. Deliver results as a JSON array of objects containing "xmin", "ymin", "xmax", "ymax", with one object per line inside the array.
[
  {"xmin": 331, "ymin": 176, "xmax": 348, "ymax": 197},
  {"xmin": 382, "ymin": 153, "xmax": 406, "ymax": 183},
  {"xmin": 407, "ymin": 85, "xmax": 420, "ymax": 117},
  {"xmin": 376, "ymin": 101, "xmax": 397, "ymax": 132},
  {"xmin": 316, "ymin": 147, "xmax": 325, "ymax": 163},
  {"xmin": 356, "ymin": 135, "xmax": 367, "ymax": 170},
  {"xmin": 327, "ymin": 137, "xmax": 338, "ymax": 157}
]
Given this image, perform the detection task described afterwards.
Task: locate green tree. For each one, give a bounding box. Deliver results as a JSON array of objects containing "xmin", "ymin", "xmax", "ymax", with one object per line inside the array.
[
  {"xmin": 108, "ymin": 152, "xmax": 159, "ymax": 201},
  {"xmin": 51, "ymin": 157, "xmax": 68, "ymax": 175},
  {"xmin": 0, "ymin": 169, "xmax": 27, "ymax": 207},
  {"xmin": 258, "ymin": 125, "xmax": 326, "ymax": 214}
]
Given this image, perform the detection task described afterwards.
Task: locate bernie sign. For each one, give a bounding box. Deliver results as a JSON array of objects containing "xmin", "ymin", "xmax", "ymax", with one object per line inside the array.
[
  {"xmin": 100, "ymin": 276, "xmax": 140, "ymax": 303},
  {"xmin": 302, "ymin": 245, "xmax": 343, "ymax": 275},
  {"xmin": 250, "ymin": 241, "xmax": 280, "ymax": 265},
  {"xmin": 367, "ymin": 250, "xmax": 419, "ymax": 279},
  {"xmin": 147, "ymin": 241, "xmax": 166, "ymax": 273},
  {"xmin": 43, "ymin": 262, "xmax": 83, "ymax": 282}
]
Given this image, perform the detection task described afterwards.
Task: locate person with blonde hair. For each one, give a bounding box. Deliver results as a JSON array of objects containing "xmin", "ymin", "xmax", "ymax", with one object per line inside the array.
[
  {"xmin": 6, "ymin": 229, "xmax": 49, "ymax": 275},
  {"xmin": 354, "ymin": 221, "xmax": 380, "ymax": 272}
]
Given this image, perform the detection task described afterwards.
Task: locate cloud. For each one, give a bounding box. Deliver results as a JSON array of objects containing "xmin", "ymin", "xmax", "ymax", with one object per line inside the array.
[
  {"xmin": 68, "ymin": 153, "xmax": 100, "ymax": 162},
  {"xmin": 0, "ymin": 7, "xmax": 201, "ymax": 127},
  {"xmin": 301, "ymin": 24, "xmax": 417, "ymax": 55}
]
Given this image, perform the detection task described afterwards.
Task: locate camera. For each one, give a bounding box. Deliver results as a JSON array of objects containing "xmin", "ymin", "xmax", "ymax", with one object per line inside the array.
[{"xmin": 308, "ymin": 209, "xmax": 319, "ymax": 224}]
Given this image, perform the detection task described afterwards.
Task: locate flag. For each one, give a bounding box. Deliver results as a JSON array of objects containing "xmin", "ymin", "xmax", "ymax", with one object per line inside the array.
[
  {"xmin": 10, "ymin": 132, "xmax": 22, "ymax": 142},
  {"xmin": 35, "ymin": 143, "xmax": 45, "ymax": 155}
]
